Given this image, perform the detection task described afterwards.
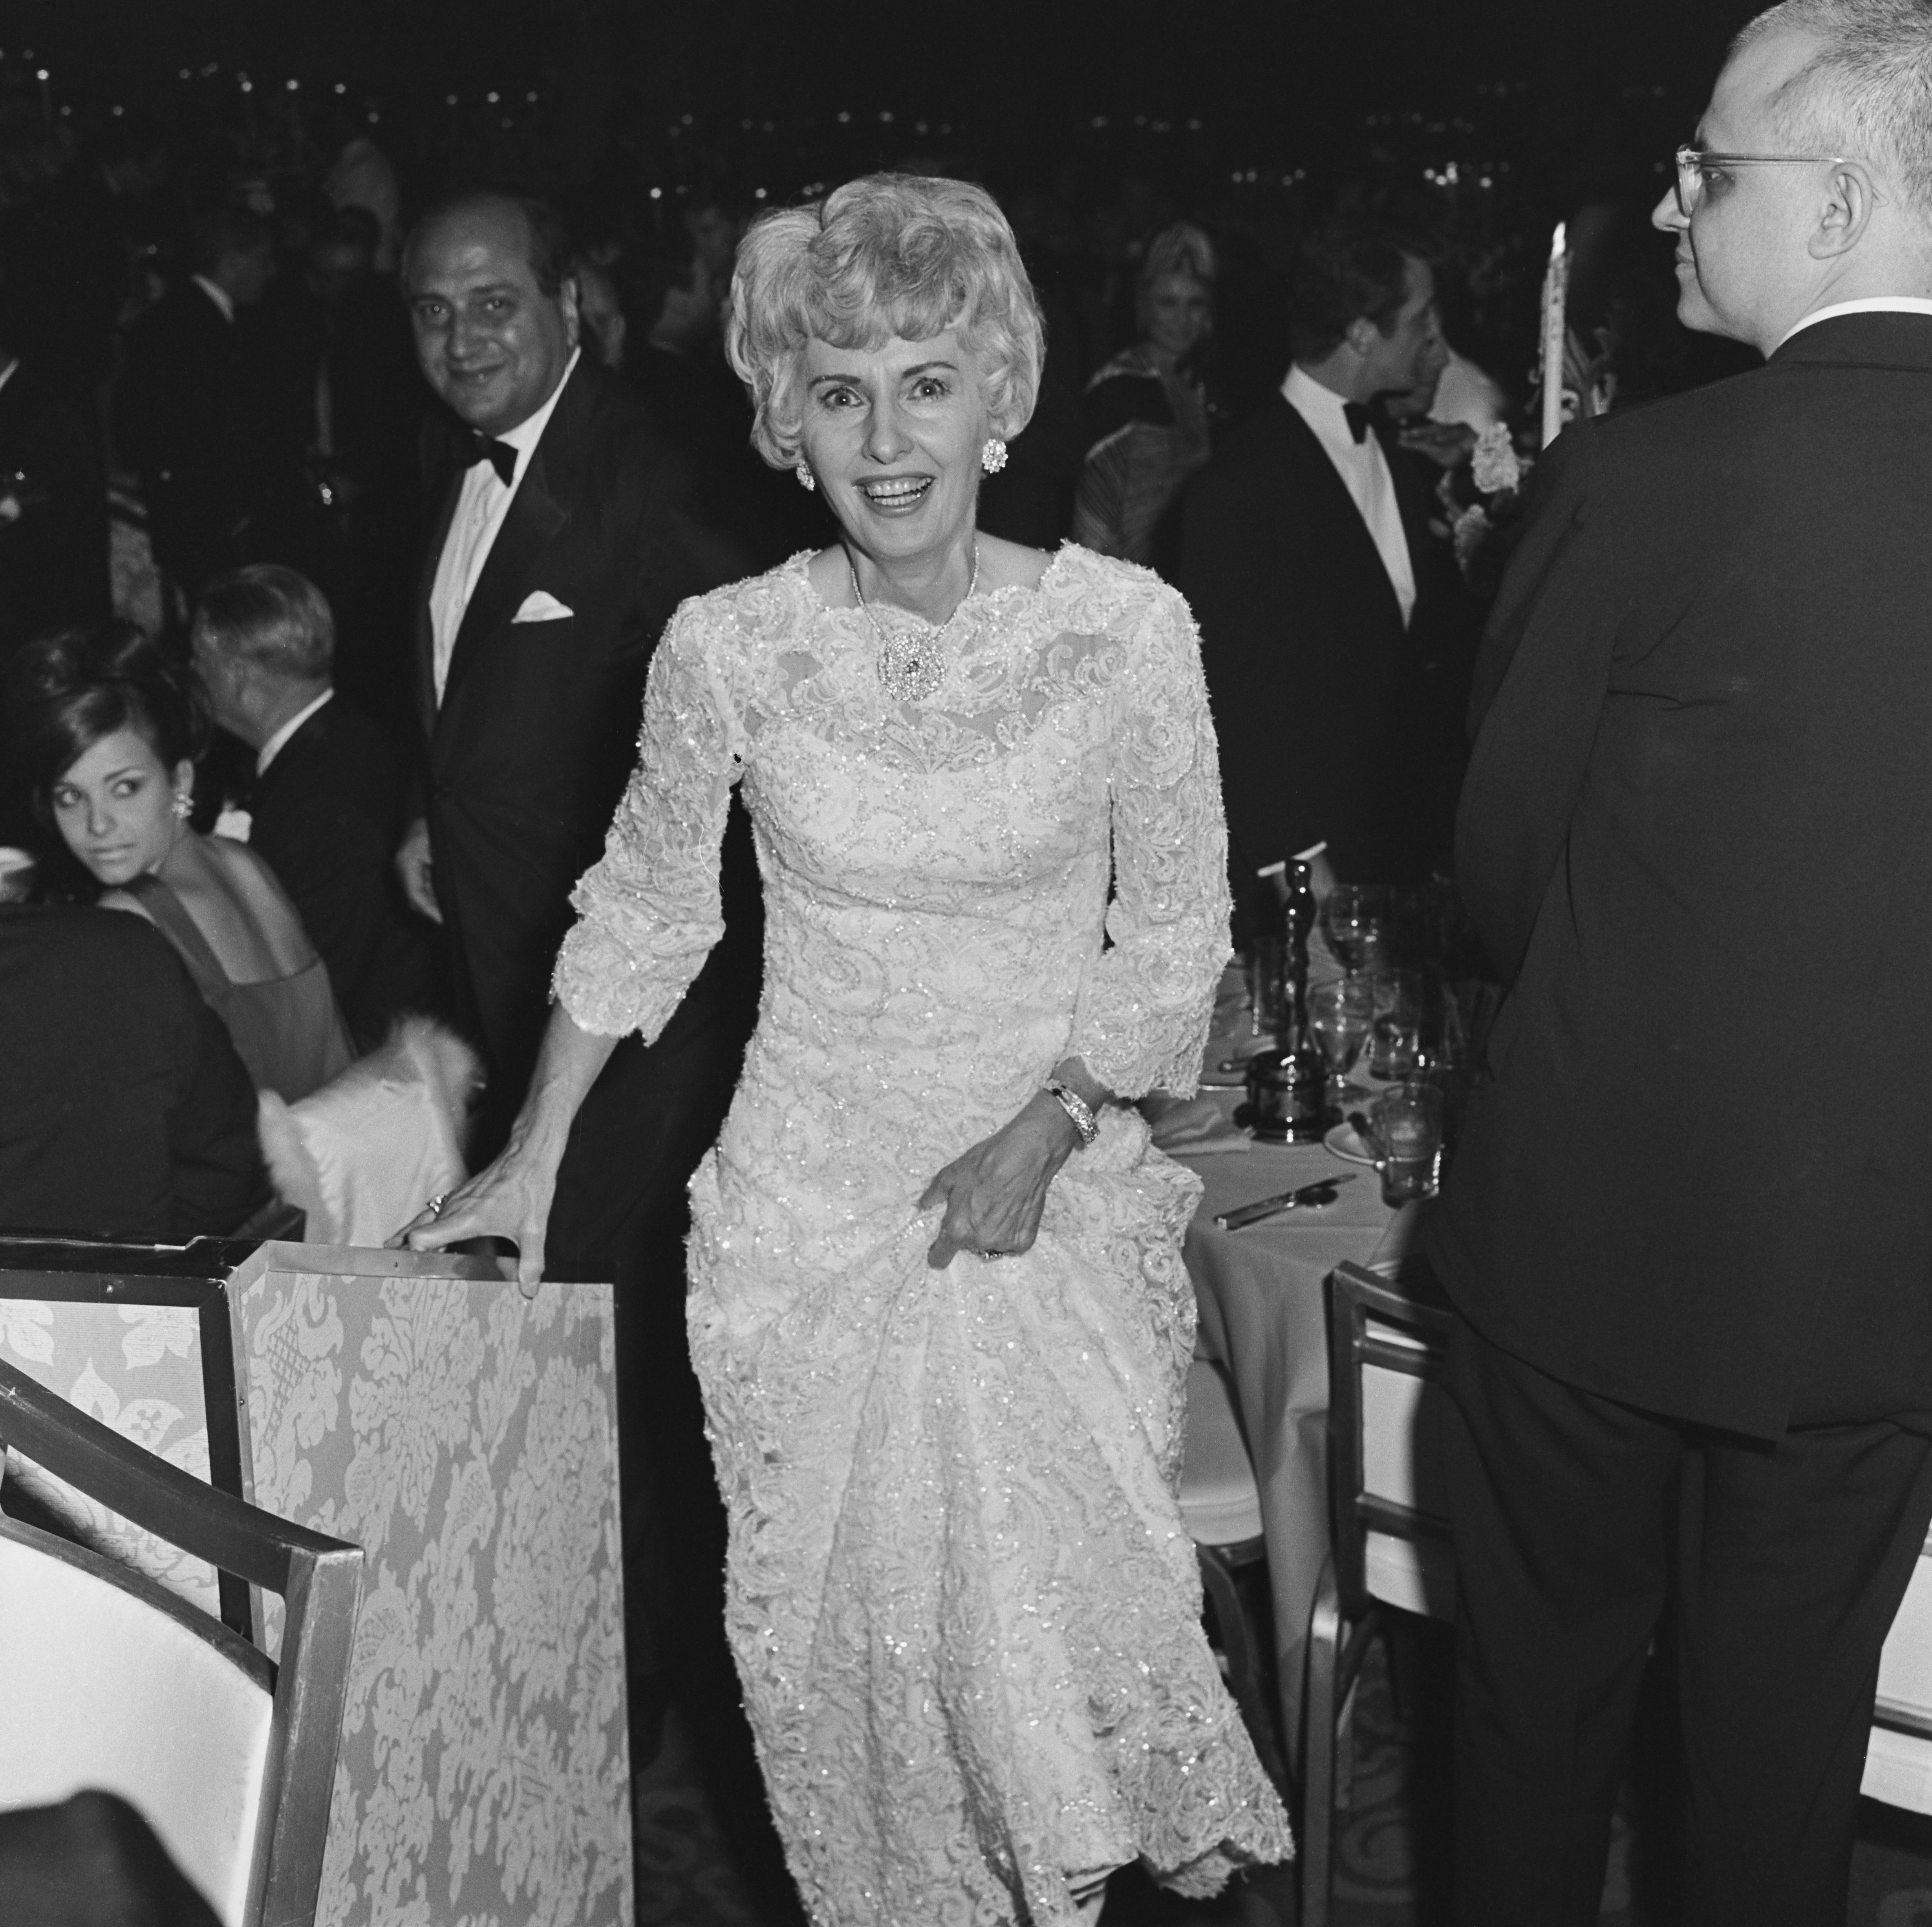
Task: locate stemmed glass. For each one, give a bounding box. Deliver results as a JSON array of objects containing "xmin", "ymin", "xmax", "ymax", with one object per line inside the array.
[
  {"xmin": 1322, "ymin": 884, "xmax": 1390, "ymax": 976},
  {"xmin": 1307, "ymin": 977, "xmax": 1374, "ymax": 1108}
]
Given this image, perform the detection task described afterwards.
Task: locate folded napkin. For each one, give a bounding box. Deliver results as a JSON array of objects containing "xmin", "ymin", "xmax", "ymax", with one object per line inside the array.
[{"xmin": 1143, "ymin": 1093, "xmax": 1251, "ymax": 1156}]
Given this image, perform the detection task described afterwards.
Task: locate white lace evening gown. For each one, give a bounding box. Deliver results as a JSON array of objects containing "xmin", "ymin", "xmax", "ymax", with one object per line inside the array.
[{"xmin": 553, "ymin": 544, "xmax": 1292, "ymax": 1925}]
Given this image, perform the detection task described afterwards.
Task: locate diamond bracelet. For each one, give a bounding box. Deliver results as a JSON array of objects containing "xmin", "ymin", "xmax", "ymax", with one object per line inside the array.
[{"xmin": 1045, "ymin": 1079, "xmax": 1100, "ymax": 1149}]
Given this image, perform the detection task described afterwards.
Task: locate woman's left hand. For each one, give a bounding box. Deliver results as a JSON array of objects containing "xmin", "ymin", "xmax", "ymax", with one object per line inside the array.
[{"xmin": 920, "ymin": 1092, "xmax": 1082, "ymax": 1269}]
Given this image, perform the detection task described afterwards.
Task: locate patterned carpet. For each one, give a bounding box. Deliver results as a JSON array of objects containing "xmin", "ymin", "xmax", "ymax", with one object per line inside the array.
[{"xmin": 633, "ymin": 1636, "xmax": 1932, "ymax": 1926}]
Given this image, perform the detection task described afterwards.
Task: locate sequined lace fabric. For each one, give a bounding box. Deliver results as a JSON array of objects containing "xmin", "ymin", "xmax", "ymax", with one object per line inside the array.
[{"xmin": 553, "ymin": 544, "xmax": 1293, "ymax": 1923}]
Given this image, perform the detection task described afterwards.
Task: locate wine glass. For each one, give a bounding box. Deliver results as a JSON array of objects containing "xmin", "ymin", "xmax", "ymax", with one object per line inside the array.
[
  {"xmin": 1367, "ymin": 968, "xmax": 1426, "ymax": 1080},
  {"xmin": 1307, "ymin": 977, "xmax": 1373, "ymax": 1107},
  {"xmin": 1323, "ymin": 884, "xmax": 1390, "ymax": 976}
]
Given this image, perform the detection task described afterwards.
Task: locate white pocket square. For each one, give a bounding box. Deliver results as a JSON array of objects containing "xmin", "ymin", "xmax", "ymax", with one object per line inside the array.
[{"xmin": 512, "ymin": 590, "xmax": 574, "ymax": 623}]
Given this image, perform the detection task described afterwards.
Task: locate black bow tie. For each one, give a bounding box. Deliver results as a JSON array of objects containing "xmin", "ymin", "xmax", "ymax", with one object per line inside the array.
[
  {"xmin": 1343, "ymin": 402, "xmax": 1373, "ymax": 445},
  {"xmin": 460, "ymin": 430, "xmax": 518, "ymax": 486}
]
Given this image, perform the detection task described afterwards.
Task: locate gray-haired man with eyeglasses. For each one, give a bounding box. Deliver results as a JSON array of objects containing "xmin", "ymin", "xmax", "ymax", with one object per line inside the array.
[{"xmin": 1433, "ymin": 2, "xmax": 1932, "ymax": 1920}]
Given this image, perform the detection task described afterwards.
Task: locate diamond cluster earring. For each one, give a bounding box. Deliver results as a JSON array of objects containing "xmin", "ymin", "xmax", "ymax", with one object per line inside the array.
[
  {"xmin": 981, "ymin": 439, "xmax": 1009, "ymax": 475},
  {"xmin": 796, "ymin": 463, "xmax": 816, "ymax": 492}
]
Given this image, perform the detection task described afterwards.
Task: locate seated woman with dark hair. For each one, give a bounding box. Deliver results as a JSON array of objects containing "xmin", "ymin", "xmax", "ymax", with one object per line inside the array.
[{"xmin": 5, "ymin": 622, "xmax": 352, "ymax": 1102}]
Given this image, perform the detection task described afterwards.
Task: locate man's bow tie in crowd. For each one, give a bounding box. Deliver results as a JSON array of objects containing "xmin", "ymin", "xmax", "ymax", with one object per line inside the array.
[
  {"xmin": 461, "ymin": 430, "xmax": 518, "ymax": 486},
  {"xmin": 1343, "ymin": 402, "xmax": 1373, "ymax": 445}
]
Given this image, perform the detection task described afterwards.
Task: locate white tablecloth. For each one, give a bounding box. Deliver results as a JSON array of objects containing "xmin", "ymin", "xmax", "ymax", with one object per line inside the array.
[{"xmin": 1177, "ymin": 1091, "xmax": 1422, "ymax": 1769}]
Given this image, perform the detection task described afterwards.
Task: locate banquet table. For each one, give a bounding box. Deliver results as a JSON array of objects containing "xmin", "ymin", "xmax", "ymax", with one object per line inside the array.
[{"xmin": 1174, "ymin": 1069, "xmax": 1427, "ymax": 1773}]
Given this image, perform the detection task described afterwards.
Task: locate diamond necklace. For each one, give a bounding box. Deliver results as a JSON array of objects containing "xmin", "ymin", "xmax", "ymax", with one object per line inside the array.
[{"xmin": 846, "ymin": 542, "xmax": 980, "ymax": 704}]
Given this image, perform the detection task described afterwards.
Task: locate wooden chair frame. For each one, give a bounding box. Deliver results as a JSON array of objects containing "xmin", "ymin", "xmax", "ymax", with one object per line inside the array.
[
  {"xmin": 0, "ymin": 1355, "xmax": 362, "ymax": 1927},
  {"xmin": 1302, "ymin": 1260, "xmax": 1453, "ymax": 1927}
]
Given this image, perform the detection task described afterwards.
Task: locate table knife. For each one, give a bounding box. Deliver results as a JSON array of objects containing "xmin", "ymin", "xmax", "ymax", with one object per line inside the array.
[{"xmin": 1213, "ymin": 1173, "xmax": 1356, "ymax": 1231}]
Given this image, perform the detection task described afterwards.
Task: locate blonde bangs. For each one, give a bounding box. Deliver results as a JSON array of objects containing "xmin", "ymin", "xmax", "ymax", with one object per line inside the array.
[{"xmin": 727, "ymin": 174, "xmax": 1045, "ymax": 469}]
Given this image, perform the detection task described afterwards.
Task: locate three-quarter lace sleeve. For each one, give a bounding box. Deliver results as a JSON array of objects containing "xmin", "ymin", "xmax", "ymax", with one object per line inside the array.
[
  {"xmin": 551, "ymin": 602, "xmax": 742, "ymax": 1041},
  {"xmin": 1068, "ymin": 580, "xmax": 1231, "ymax": 1098}
]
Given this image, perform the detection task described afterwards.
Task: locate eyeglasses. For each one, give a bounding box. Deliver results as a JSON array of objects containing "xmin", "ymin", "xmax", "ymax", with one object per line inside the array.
[{"xmin": 1672, "ymin": 144, "xmax": 1859, "ymax": 217}]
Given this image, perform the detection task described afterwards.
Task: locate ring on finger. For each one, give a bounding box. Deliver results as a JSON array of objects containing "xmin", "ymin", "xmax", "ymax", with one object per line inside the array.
[
  {"xmin": 426, "ymin": 1193, "xmax": 449, "ymax": 1218},
  {"xmin": 979, "ymin": 1249, "xmax": 1016, "ymax": 1262}
]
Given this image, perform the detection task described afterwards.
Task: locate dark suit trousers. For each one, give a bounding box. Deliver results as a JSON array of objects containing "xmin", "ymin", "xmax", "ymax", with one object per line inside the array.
[
  {"xmin": 539, "ymin": 949, "xmax": 752, "ymax": 1756},
  {"xmin": 1443, "ymin": 1313, "xmax": 1932, "ymax": 1927}
]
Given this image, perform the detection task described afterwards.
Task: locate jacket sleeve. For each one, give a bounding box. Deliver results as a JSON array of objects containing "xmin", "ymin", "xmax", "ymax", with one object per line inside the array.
[
  {"xmin": 1177, "ymin": 451, "xmax": 1320, "ymax": 881},
  {"xmin": 1454, "ymin": 421, "xmax": 1635, "ymax": 983},
  {"xmin": 550, "ymin": 599, "xmax": 740, "ymax": 1041},
  {"xmin": 1066, "ymin": 580, "xmax": 1232, "ymax": 1099}
]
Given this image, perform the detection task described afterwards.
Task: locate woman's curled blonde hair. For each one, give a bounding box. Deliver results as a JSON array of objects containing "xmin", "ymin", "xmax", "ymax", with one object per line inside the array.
[{"xmin": 726, "ymin": 173, "xmax": 1045, "ymax": 470}]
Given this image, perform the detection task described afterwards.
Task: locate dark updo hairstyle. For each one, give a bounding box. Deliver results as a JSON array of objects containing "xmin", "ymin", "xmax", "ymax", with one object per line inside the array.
[{"xmin": 4, "ymin": 622, "xmax": 211, "ymax": 823}]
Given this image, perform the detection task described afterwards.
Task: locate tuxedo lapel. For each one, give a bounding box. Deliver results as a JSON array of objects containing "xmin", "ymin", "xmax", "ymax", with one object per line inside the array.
[
  {"xmin": 439, "ymin": 448, "xmax": 569, "ymax": 708},
  {"xmin": 1375, "ymin": 420, "xmax": 1441, "ymax": 623},
  {"xmin": 1269, "ymin": 398, "xmax": 1406, "ymax": 627},
  {"xmin": 434, "ymin": 366, "xmax": 591, "ymax": 726},
  {"xmin": 415, "ymin": 471, "xmax": 460, "ymax": 743}
]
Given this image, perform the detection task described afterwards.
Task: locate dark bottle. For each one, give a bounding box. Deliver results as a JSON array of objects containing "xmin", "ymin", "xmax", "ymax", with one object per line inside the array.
[
  {"xmin": 1243, "ymin": 855, "xmax": 1332, "ymax": 1140},
  {"xmin": 1282, "ymin": 857, "xmax": 1317, "ymax": 1045},
  {"xmin": 1244, "ymin": 1039, "xmax": 1334, "ymax": 1142},
  {"xmin": 1250, "ymin": 863, "xmax": 1290, "ymax": 1043}
]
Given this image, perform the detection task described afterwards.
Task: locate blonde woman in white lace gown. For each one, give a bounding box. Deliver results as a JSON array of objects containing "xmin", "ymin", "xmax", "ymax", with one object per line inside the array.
[{"xmin": 403, "ymin": 172, "xmax": 1290, "ymax": 1925}]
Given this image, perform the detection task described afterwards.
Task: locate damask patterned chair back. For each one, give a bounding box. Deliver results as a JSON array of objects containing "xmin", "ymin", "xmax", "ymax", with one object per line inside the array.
[{"xmin": 0, "ymin": 1357, "xmax": 362, "ymax": 1927}]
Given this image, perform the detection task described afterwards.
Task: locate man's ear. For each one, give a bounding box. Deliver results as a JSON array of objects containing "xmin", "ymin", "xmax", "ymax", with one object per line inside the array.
[
  {"xmin": 1810, "ymin": 161, "xmax": 1879, "ymax": 260},
  {"xmin": 1343, "ymin": 315, "xmax": 1378, "ymax": 357},
  {"xmin": 558, "ymin": 276, "xmax": 582, "ymax": 349}
]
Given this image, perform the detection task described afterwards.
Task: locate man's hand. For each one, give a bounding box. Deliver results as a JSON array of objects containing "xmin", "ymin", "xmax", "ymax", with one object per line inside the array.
[
  {"xmin": 1396, "ymin": 420, "xmax": 1479, "ymax": 470},
  {"xmin": 395, "ymin": 817, "xmax": 443, "ymax": 925}
]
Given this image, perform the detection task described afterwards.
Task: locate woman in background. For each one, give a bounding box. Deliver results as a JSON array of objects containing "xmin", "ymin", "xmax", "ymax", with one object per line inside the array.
[
  {"xmin": 1072, "ymin": 222, "xmax": 1219, "ymax": 569},
  {"xmin": 6, "ymin": 621, "xmax": 351, "ymax": 1102}
]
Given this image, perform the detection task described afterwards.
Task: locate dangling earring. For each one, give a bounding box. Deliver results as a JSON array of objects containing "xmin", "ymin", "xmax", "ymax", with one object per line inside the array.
[
  {"xmin": 980, "ymin": 438, "xmax": 1009, "ymax": 476},
  {"xmin": 796, "ymin": 462, "xmax": 816, "ymax": 492},
  {"xmin": 171, "ymin": 791, "xmax": 192, "ymax": 822}
]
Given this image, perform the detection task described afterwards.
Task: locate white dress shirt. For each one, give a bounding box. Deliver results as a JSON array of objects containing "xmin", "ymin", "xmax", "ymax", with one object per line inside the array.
[
  {"xmin": 256, "ymin": 687, "xmax": 335, "ymax": 776},
  {"xmin": 429, "ymin": 347, "xmax": 580, "ymax": 702},
  {"xmin": 1282, "ymin": 363, "xmax": 1416, "ymax": 628},
  {"xmin": 1775, "ymin": 295, "xmax": 1932, "ymax": 351}
]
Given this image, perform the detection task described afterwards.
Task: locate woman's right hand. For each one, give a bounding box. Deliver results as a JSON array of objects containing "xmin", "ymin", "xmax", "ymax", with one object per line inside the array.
[{"xmin": 390, "ymin": 1143, "xmax": 560, "ymax": 1289}]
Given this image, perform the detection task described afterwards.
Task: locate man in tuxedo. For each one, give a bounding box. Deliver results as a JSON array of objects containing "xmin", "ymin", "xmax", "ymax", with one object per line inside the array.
[
  {"xmin": 395, "ymin": 192, "xmax": 752, "ymax": 1271},
  {"xmin": 191, "ymin": 564, "xmax": 424, "ymax": 1051},
  {"xmin": 398, "ymin": 199, "xmax": 764, "ymax": 1782},
  {"xmin": 1180, "ymin": 223, "xmax": 1460, "ymax": 903},
  {"xmin": 1435, "ymin": 4, "xmax": 1932, "ymax": 1919},
  {"xmin": 118, "ymin": 207, "xmax": 280, "ymax": 607}
]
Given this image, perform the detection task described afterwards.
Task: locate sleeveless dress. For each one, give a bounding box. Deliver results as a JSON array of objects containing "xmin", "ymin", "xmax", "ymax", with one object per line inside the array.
[
  {"xmin": 553, "ymin": 545, "xmax": 1292, "ymax": 1925},
  {"xmin": 124, "ymin": 870, "xmax": 353, "ymax": 1103}
]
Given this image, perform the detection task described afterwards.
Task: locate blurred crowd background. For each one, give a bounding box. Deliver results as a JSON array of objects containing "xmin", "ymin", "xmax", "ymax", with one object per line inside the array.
[{"xmin": 0, "ymin": 0, "xmax": 1764, "ymax": 773}]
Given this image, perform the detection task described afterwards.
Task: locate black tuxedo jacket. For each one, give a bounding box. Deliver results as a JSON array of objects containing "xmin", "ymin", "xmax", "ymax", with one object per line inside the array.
[
  {"xmin": 414, "ymin": 357, "xmax": 712, "ymax": 1102},
  {"xmin": 0, "ymin": 906, "xmax": 266, "ymax": 1240},
  {"xmin": 1434, "ymin": 312, "xmax": 1932, "ymax": 1439},
  {"xmin": 0, "ymin": 358, "xmax": 110, "ymax": 655},
  {"xmin": 249, "ymin": 698, "xmax": 425, "ymax": 1051},
  {"xmin": 1180, "ymin": 391, "xmax": 1462, "ymax": 896}
]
